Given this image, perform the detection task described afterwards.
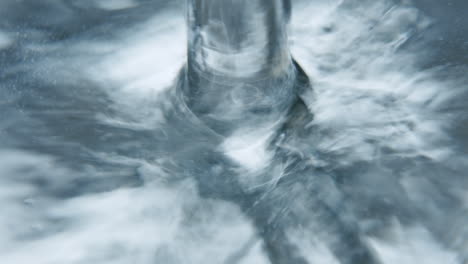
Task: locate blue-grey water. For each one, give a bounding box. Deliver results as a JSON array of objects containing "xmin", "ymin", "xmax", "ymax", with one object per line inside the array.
[{"xmin": 1, "ymin": 0, "xmax": 467, "ymax": 263}]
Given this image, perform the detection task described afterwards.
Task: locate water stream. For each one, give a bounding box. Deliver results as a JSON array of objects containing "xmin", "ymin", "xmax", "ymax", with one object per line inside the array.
[{"xmin": 0, "ymin": 0, "xmax": 467, "ymax": 263}]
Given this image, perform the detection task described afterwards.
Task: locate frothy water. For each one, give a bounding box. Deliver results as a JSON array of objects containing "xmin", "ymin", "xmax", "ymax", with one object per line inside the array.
[{"xmin": 1, "ymin": 0, "xmax": 467, "ymax": 263}]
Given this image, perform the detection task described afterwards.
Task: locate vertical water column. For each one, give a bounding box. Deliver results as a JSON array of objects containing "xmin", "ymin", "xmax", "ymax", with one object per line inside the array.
[{"xmin": 181, "ymin": 0, "xmax": 297, "ymax": 134}]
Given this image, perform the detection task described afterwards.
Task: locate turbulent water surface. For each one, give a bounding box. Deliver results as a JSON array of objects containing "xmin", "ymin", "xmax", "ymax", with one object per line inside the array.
[{"xmin": 1, "ymin": 0, "xmax": 467, "ymax": 263}]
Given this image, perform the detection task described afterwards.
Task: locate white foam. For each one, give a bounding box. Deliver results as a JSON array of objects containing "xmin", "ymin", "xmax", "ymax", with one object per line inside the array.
[
  {"xmin": 290, "ymin": 0, "xmax": 456, "ymax": 166},
  {"xmin": 0, "ymin": 150, "xmax": 262, "ymax": 264},
  {"xmin": 221, "ymin": 127, "xmax": 275, "ymax": 172}
]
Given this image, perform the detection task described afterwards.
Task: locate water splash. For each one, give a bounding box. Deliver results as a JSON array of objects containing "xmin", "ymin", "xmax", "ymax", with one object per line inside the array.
[{"xmin": 0, "ymin": 0, "xmax": 467, "ymax": 263}]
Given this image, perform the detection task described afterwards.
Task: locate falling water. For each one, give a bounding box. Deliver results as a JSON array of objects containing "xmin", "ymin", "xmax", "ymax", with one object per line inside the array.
[{"xmin": 0, "ymin": 0, "xmax": 467, "ymax": 263}]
